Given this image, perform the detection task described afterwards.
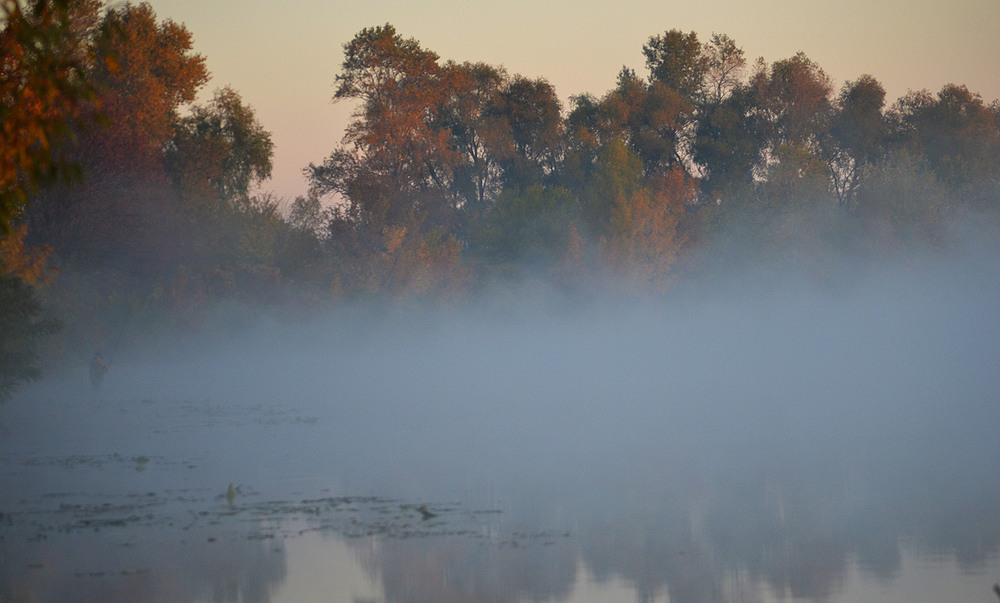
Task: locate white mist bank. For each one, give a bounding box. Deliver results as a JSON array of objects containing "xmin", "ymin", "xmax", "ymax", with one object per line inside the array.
[{"xmin": 18, "ymin": 240, "xmax": 973, "ymax": 497}]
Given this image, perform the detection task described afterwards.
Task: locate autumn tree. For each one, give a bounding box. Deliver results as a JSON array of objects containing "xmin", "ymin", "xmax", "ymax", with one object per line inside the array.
[
  {"xmin": 751, "ymin": 52, "xmax": 833, "ymax": 149},
  {"xmin": 0, "ymin": 0, "xmax": 104, "ymax": 401},
  {"xmin": 308, "ymin": 24, "xmax": 476, "ymax": 296},
  {"xmin": 25, "ymin": 1, "xmax": 209, "ymax": 269},
  {"xmin": 603, "ymin": 165, "xmax": 693, "ymax": 291},
  {"xmin": 748, "ymin": 52, "xmax": 836, "ymax": 209},
  {"xmin": 309, "ymin": 24, "xmax": 458, "ymax": 236},
  {"xmin": 0, "ymin": 0, "xmax": 102, "ymax": 233}
]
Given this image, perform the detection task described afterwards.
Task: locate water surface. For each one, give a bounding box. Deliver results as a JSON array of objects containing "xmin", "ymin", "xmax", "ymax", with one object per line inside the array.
[{"xmin": 3, "ymin": 264, "xmax": 1000, "ymax": 602}]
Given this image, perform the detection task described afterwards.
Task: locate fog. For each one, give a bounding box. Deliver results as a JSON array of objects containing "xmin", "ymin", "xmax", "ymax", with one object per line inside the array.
[
  {"xmin": 26, "ymin": 234, "xmax": 1000, "ymax": 501},
  {"xmin": 4, "ymin": 229, "xmax": 1000, "ymax": 602}
]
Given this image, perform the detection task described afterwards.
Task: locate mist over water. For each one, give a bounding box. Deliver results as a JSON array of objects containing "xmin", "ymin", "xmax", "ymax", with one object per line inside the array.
[{"xmin": 4, "ymin": 231, "xmax": 1000, "ymax": 602}]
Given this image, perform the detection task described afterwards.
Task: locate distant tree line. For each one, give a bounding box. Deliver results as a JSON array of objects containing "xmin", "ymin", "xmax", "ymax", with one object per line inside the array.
[{"xmin": 2, "ymin": 4, "xmax": 1000, "ymax": 398}]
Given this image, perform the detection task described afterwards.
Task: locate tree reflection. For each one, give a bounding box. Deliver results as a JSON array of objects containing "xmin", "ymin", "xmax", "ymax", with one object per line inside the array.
[
  {"xmin": 0, "ymin": 523, "xmax": 287, "ymax": 603},
  {"xmin": 343, "ymin": 433, "xmax": 1000, "ymax": 603}
]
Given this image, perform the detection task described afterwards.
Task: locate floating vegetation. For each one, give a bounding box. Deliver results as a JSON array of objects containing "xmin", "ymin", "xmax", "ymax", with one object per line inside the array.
[{"xmin": 0, "ymin": 486, "xmax": 528, "ymax": 548}]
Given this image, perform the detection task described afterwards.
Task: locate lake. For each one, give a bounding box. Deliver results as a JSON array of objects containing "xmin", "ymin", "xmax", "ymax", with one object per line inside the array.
[{"xmin": 3, "ymin": 266, "xmax": 1000, "ymax": 602}]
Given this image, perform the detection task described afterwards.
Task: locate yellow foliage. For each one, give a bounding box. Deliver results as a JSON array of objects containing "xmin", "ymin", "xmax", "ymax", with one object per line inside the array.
[{"xmin": 360, "ymin": 226, "xmax": 470, "ymax": 298}]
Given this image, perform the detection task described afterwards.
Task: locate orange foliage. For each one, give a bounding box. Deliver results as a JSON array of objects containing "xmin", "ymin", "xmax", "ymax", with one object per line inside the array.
[
  {"xmin": 0, "ymin": 224, "xmax": 55, "ymax": 285},
  {"xmin": 604, "ymin": 166, "xmax": 695, "ymax": 290}
]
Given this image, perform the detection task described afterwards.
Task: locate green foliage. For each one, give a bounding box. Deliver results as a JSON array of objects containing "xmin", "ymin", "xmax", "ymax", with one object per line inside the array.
[
  {"xmin": 826, "ymin": 75, "xmax": 888, "ymax": 206},
  {"xmin": 693, "ymin": 85, "xmax": 762, "ymax": 197},
  {"xmin": 166, "ymin": 86, "xmax": 273, "ymax": 206},
  {"xmin": 472, "ymin": 185, "xmax": 577, "ymax": 266},
  {"xmin": 496, "ymin": 75, "xmax": 563, "ymax": 189},
  {"xmin": 643, "ymin": 29, "xmax": 707, "ymax": 102},
  {"xmin": 583, "ymin": 139, "xmax": 645, "ymax": 232},
  {"xmin": 890, "ymin": 85, "xmax": 1000, "ymax": 191}
]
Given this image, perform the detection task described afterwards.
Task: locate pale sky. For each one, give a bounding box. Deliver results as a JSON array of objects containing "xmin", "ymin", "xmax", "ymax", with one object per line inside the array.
[{"xmin": 146, "ymin": 0, "xmax": 1000, "ymax": 202}]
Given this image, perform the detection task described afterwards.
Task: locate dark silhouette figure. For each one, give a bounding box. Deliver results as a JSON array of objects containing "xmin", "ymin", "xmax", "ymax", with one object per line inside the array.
[{"xmin": 89, "ymin": 352, "xmax": 109, "ymax": 391}]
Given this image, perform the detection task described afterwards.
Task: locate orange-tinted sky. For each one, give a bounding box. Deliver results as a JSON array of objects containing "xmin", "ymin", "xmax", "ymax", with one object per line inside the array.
[{"xmin": 148, "ymin": 0, "xmax": 1000, "ymax": 202}]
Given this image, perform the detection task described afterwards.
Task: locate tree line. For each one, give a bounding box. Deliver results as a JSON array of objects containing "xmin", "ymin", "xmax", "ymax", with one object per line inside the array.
[{"xmin": 3, "ymin": 3, "xmax": 1000, "ymax": 399}]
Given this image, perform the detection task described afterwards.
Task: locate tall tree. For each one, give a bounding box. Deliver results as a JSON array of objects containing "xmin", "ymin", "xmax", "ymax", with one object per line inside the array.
[
  {"xmin": 309, "ymin": 24, "xmax": 481, "ymax": 296},
  {"xmin": 435, "ymin": 61, "xmax": 510, "ymax": 218},
  {"xmin": 826, "ymin": 75, "xmax": 888, "ymax": 207},
  {"xmin": 308, "ymin": 24, "xmax": 459, "ymax": 237},
  {"xmin": 749, "ymin": 53, "xmax": 835, "ymax": 208},
  {"xmin": 692, "ymin": 83, "xmax": 763, "ymax": 200},
  {"xmin": 26, "ymin": 1, "xmax": 209, "ymax": 268},
  {"xmin": 751, "ymin": 52, "xmax": 833, "ymax": 149},
  {"xmin": 495, "ymin": 74, "xmax": 563, "ymax": 190},
  {"xmin": 163, "ymin": 86, "xmax": 274, "ymax": 276},
  {"xmin": 701, "ymin": 33, "xmax": 746, "ymax": 105}
]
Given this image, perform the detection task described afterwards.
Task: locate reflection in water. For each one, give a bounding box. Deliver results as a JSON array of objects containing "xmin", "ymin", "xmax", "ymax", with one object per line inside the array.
[
  {"xmin": 1, "ymin": 522, "xmax": 287, "ymax": 603},
  {"xmin": 321, "ymin": 442, "xmax": 1000, "ymax": 603},
  {"xmin": 2, "ymin": 384, "xmax": 999, "ymax": 602}
]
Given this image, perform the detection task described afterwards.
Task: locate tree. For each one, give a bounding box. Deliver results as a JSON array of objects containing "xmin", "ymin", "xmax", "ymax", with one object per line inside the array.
[
  {"xmin": 603, "ymin": 165, "xmax": 693, "ymax": 291},
  {"xmin": 583, "ymin": 138, "xmax": 645, "ymax": 232},
  {"xmin": 826, "ymin": 75, "xmax": 888, "ymax": 207},
  {"xmin": 0, "ymin": 272, "xmax": 60, "ymax": 403},
  {"xmin": 311, "ymin": 24, "xmax": 458, "ymax": 232},
  {"xmin": 495, "ymin": 74, "xmax": 563, "ymax": 190},
  {"xmin": 643, "ymin": 29, "xmax": 707, "ymax": 103},
  {"xmin": 0, "ymin": 0, "xmax": 103, "ymax": 401},
  {"xmin": 702, "ymin": 33, "xmax": 746, "ymax": 105},
  {"xmin": 751, "ymin": 52, "xmax": 833, "ymax": 149},
  {"xmin": 167, "ymin": 86, "xmax": 273, "ymax": 206},
  {"xmin": 569, "ymin": 68, "xmax": 691, "ymax": 180},
  {"xmin": 748, "ymin": 53, "xmax": 835, "ymax": 209},
  {"xmin": 854, "ymin": 152, "xmax": 948, "ymax": 249},
  {"xmin": 0, "ymin": 219, "xmax": 60, "ymax": 405},
  {"xmin": 890, "ymin": 84, "xmax": 1000, "ymax": 195},
  {"xmin": 435, "ymin": 61, "xmax": 511, "ymax": 218},
  {"xmin": 0, "ymin": 0, "xmax": 102, "ymax": 233},
  {"xmin": 471, "ymin": 184, "xmax": 577, "ymax": 267},
  {"xmin": 25, "ymin": 1, "xmax": 209, "ymax": 268},
  {"xmin": 692, "ymin": 84, "xmax": 763, "ymax": 199}
]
